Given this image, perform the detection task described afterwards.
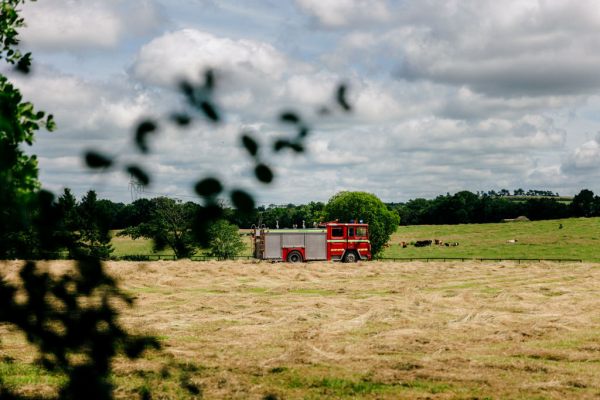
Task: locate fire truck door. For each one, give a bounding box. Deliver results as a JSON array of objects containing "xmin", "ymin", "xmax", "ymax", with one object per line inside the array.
[
  {"xmin": 347, "ymin": 226, "xmax": 355, "ymax": 250},
  {"xmin": 328, "ymin": 226, "xmax": 346, "ymax": 260}
]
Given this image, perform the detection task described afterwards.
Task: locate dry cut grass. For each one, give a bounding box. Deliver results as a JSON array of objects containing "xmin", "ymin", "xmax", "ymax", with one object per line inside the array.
[{"xmin": 1, "ymin": 260, "xmax": 599, "ymax": 399}]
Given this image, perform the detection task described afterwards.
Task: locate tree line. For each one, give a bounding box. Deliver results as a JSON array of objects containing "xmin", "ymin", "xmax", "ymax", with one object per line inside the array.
[
  {"xmin": 26, "ymin": 189, "xmax": 397, "ymax": 260},
  {"xmin": 391, "ymin": 189, "xmax": 600, "ymax": 225},
  {"xmin": 56, "ymin": 188, "xmax": 600, "ymax": 235}
]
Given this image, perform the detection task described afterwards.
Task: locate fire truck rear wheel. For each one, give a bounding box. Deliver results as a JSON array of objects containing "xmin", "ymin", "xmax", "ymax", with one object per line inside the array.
[
  {"xmin": 287, "ymin": 251, "xmax": 303, "ymax": 263},
  {"xmin": 343, "ymin": 252, "xmax": 358, "ymax": 263}
]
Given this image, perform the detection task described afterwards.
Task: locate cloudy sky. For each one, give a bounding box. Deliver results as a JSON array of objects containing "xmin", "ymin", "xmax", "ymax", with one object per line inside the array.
[{"xmin": 8, "ymin": 0, "xmax": 600, "ymax": 204}]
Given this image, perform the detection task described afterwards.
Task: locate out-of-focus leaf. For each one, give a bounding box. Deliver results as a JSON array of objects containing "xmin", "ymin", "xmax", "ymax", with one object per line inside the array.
[
  {"xmin": 200, "ymin": 101, "xmax": 220, "ymax": 122},
  {"xmin": 230, "ymin": 189, "xmax": 255, "ymax": 213},
  {"xmin": 46, "ymin": 115, "xmax": 56, "ymax": 131},
  {"xmin": 298, "ymin": 126, "xmax": 310, "ymax": 138},
  {"xmin": 317, "ymin": 106, "xmax": 331, "ymax": 116},
  {"xmin": 123, "ymin": 336, "xmax": 160, "ymax": 359},
  {"xmin": 204, "ymin": 69, "xmax": 215, "ymax": 90},
  {"xmin": 135, "ymin": 120, "xmax": 157, "ymax": 153},
  {"xmin": 255, "ymin": 164, "xmax": 273, "ymax": 183},
  {"xmin": 241, "ymin": 134, "xmax": 258, "ymax": 157},
  {"xmin": 84, "ymin": 151, "xmax": 112, "ymax": 169},
  {"xmin": 192, "ymin": 204, "xmax": 223, "ymax": 245},
  {"xmin": 273, "ymin": 140, "xmax": 303, "ymax": 153},
  {"xmin": 15, "ymin": 53, "xmax": 31, "ymax": 74},
  {"xmin": 170, "ymin": 113, "xmax": 191, "ymax": 126},
  {"xmin": 179, "ymin": 80, "xmax": 194, "ymax": 97},
  {"xmin": 336, "ymin": 84, "xmax": 352, "ymax": 111},
  {"xmin": 273, "ymin": 139, "xmax": 289, "ymax": 152},
  {"xmin": 194, "ymin": 177, "xmax": 223, "ymax": 197},
  {"xmin": 126, "ymin": 165, "xmax": 150, "ymax": 186},
  {"xmin": 289, "ymin": 142, "xmax": 304, "ymax": 153},
  {"xmin": 280, "ymin": 112, "xmax": 300, "ymax": 124}
]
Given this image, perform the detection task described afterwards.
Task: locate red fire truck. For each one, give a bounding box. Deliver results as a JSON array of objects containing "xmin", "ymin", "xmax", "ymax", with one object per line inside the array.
[{"xmin": 252, "ymin": 222, "xmax": 371, "ymax": 262}]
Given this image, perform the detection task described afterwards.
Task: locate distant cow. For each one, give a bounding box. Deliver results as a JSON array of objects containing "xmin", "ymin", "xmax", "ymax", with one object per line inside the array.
[
  {"xmin": 434, "ymin": 239, "xmax": 444, "ymax": 245},
  {"xmin": 400, "ymin": 241, "xmax": 408, "ymax": 248},
  {"xmin": 414, "ymin": 240, "xmax": 433, "ymax": 247},
  {"xmin": 506, "ymin": 239, "xmax": 518, "ymax": 244},
  {"xmin": 445, "ymin": 242, "xmax": 459, "ymax": 247}
]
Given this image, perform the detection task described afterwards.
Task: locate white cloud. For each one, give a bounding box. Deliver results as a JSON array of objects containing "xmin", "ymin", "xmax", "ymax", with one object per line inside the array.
[
  {"xmin": 295, "ymin": 0, "xmax": 390, "ymax": 28},
  {"xmin": 391, "ymin": 0, "xmax": 600, "ymax": 96},
  {"xmin": 20, "ymin": 0, "xmax": 164, "ymax": 52},
  {"xmin": 13, "ymin": 0, "xmax": 600, "ymax": 203},
  {"xmin": 10, "ymin": 67, "xmax": 154, "ymax": 136},
  {"xmin": 562, "ymin": 134, "xmax": 600, "ymax": 172},
  {"xmin": 131, "ymin": 29, "xmax": 290, "ymax": 87}
]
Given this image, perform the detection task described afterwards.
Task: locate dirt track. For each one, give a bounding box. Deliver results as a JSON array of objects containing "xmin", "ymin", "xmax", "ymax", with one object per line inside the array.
[{"xmin": 1, "ymin": 260, "xmax": 599, "ymax": 399}]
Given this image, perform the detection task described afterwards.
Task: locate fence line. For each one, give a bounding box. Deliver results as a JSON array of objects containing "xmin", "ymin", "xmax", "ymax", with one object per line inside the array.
[
  {"xmin": 377, "ymin": 257, "xmax": 582, "ymax": 263},
  {"xmin": 117, "ymin": 255, "xmax": 254, "ymax": 261},
  {"xmin": 115, "ymin": 255, "xmax": 583, "ymax": 263}
]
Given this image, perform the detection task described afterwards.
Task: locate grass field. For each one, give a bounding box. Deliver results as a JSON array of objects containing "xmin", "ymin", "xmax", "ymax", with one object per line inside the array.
[
  {"xmin": 1, "ymin": 260, "xmax": 599, "ymax": 399},
  {"xmin": 110, "ymin": 231, "xmax": 178, "ymax": 257},
  {"xmin": 111, "ymin": 217, "xmax": 600, "ymax": 262},
  {"xmin": 383, "ymin": 217, "xmax": 600, "ymax": 262},
  {"xmin": 110, "ymin": 230, "xmax": 254, "ymax": 258}
]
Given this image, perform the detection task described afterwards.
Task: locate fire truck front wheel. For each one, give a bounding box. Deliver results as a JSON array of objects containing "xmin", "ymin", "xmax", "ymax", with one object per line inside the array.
[
  {"xmin": 343, "ymin": 251, "xmax": 359, "ymax": 263},
  {"xmin": 286, "ymin": 251, "xmax": 303, "ymax": 263}
]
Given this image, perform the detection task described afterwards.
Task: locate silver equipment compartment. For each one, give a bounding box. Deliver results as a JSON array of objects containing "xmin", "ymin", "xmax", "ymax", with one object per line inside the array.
[
  {"xmin": 305, "ymin": 233, "xmax": 326, "ymax": 260},
  {"xmin": 264, "ymin": 234, "xmax": 282, "ymax": 259},
  {"xmin": 257, "ymin": 229, "xmax": 327, "ymax": 260},
  {"xmin": 282, "ymin": 234, "xmax": 305, "ymax": 248}
]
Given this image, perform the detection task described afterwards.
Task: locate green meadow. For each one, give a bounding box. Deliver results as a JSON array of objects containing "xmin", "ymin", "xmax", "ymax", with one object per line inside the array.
[
  {"xmin": 384, "ymin": 217, "xmax": 600, "ymax": 262},
  {"xmin": 111, "ymin": 217, "xmax": 600, "ymax": 262}
]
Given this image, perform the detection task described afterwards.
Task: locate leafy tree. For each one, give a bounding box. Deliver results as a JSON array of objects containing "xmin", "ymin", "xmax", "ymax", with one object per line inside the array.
[
  {"xmin": 522, "ymin": 197, "xmax": 569, "ymax": 220},
  {"xmin": 118, "ymin": 197, "xmax": 199, "ymax": 259},
  {"xmin": 0, "ymin": 259, "xmax": 160, "ymax": 399},
  {"xmin": 207, "ymin": 219, "xmax": 246, "ymax": 259},
  {"xmin": 76, "ymin": 190, "xmax": 114, "ymax": 259},
  {"xmin": 324, "ymin": 191, "xmax": 399, "ymax": 257},
  {"xmin": 0, "ymin": 48, "xmax": 55, "ymax": 257},
  {"xmin": 570, "ymin": 189, "xmax": 596, "ymax": 217},
  {"xmin": 55, "ymin": 187, "xmax": 80, "ymax": 257},
  {"xmin": 115, "ymin": 197, "xmax": 154, "ymax": 229},
  {"xmin": 1, "ymin": 0, "xmax": 56, "ymax": 259},
  {"xmin": 1, "ymin": 4, "xmax": 159, "ymax": 399}
]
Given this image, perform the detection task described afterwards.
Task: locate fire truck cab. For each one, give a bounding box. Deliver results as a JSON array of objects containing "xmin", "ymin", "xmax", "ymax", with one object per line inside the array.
[{"xmin": 252, "ymin": 222, "xmax": 371, "ymax": 262}]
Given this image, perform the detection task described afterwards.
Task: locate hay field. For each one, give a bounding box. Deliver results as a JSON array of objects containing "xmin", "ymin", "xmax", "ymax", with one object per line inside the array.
[{"xmin": 1, "ymin": 260, "xmax": 599, "ymax": 399}]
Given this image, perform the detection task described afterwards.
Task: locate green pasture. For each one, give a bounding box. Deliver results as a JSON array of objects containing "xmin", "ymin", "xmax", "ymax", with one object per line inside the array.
[
  {"xmin": 110, "ymin": 231, "xmax": 174, "ymax": 257},
  {"xmin": 112, "ymin": 217, "xmax": 600, "ymax": 262},
  {"xmin": 110, "ymin": 230, "xmax": 254, "ymax": 258},
  {"xmin": 383, "ymin": 217, "xmax": 600, "ymax": 262}
]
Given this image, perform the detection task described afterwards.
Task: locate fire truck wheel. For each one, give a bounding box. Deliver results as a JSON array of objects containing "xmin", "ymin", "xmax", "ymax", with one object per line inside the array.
[
  {"xmin": 343, "ymin": 252, "xmax": 358, "ymax": 263},
  {"xmin": 286, "ymin": 251, "xmax": 303, "ymax": 263}
]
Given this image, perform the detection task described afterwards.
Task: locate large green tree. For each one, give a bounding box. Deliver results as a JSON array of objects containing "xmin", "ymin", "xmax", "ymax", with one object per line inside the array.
[
  {"xmin": 570, "ymin": 189, "xmax": 598, "ymax": 217},
  {"xmin": 118, "ymin": 197, "xmax": 199, "ymax": 259},
  {"xmin": 76, "ymin": 190, "xmax": 114, "ymax": 259},
  {"xmin": 324, "ymin": 191, "xmax": 399, "ymax": 257},
  {"xmin": 207, "ymin": 219, "xmax": 246, "ymax": 259},
  {"xmin": 1, "ymin": 5, "xmax": 160, "ymax": 399},
  {"xmin": 0, "ymin": 6, "xmax": 55, "ymax": 257}
]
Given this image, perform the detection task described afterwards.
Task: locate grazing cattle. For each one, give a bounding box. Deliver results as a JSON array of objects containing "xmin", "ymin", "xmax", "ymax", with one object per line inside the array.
[
  {"xmin": 506, "ymin": 239, "xmax": 518, "ymax": 244},
  {"xmin": 399, "ymin": 241, "xmax": 408, "ymax": 248},
  {"xmin": 445, "ymin": 242, "xmax": 459, "ymax": 247},
  {"xmin": 434, "ymin": 239, "xmax": 443, "ymax": 245},
  {"xmin": 414, "ymin": 240, "xmax": 433, "ymax": 247}
]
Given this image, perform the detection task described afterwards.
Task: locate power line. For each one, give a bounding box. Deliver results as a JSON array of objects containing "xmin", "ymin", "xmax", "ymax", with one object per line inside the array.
[{"xmin": 128, "ymin": 175, "xmax": 145, "ymax": 201}]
